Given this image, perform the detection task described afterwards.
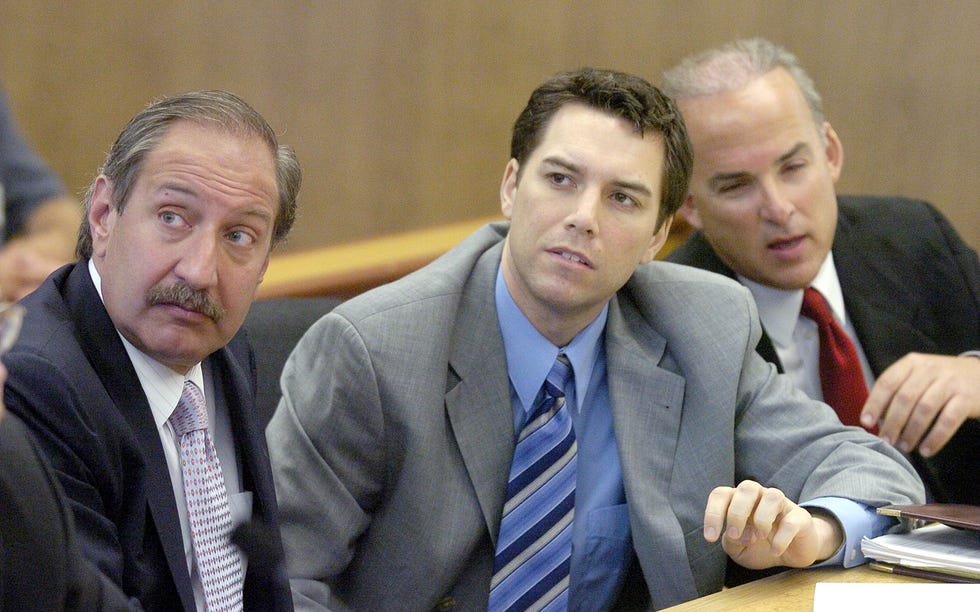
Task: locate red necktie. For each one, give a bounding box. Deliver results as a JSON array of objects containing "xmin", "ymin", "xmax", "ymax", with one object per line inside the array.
[{"xmin": 800, "ymin": 287, "xmax": 877, "ymax": 434}]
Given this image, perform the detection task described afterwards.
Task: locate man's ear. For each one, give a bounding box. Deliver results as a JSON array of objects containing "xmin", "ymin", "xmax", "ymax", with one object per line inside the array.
[
  {"xmin": 499, "ymin": 159, "xmax": 520, "ymax": 219},
  {"xmin": 823, "ymin": 122, "xmax": 844, "ymax": 184},
  {"xmin": 88, "ymin": 176, "xmax": 115, "ymax": 258},
  {"xmin": 639, "ymin": 215, "xmax": 673, "ymax": 265},
  {"xmin": 677, "ymin": 193, "xmax": 703, "ymax": 230}
]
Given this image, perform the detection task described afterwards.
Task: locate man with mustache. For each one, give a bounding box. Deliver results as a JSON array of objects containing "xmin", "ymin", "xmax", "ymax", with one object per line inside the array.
[
  {"xmin": 661, "ymin": 38, "xmax": 980, "ymax": 507},
  {"xmin": 3, "ymin": 91, "xmax": 301, "ymax": 611}
]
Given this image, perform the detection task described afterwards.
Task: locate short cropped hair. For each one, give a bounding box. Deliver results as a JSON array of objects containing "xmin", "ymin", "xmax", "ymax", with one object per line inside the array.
[
  {"xmin": 510, "ymin": 68, "xmax": 692, "ymax": 226},
  {"xmin": 77, "ymin": 90, "xmax": 301, "ymax": 258},
  {"xmin": 661, "ymin": 37, "xmax": 826, "ymax": 135}
]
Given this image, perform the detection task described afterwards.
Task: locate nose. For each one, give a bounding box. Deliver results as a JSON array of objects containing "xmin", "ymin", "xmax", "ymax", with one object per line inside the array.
[
  {"xmin": 758, "ymin": 178, "xmax": 794, "ymax": 224},
  {"xmin": 173, "ymin": 231, "xmax": 219, "ymax": 289},
  {"xmin": 564, "ymin": 189, "xmax": 601, "ymax": 235}
]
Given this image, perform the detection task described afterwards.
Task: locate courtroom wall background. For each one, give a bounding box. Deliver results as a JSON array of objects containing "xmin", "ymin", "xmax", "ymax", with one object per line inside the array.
[{"xmin": 2, "ymin": 1, "xmax": 977, "ymax": 252}]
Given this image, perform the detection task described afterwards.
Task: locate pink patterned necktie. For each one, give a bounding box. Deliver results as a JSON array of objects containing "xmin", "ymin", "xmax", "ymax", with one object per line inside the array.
[{"xmin": 169, "ymin": 380, "xmax": 244, "ymax": 611}]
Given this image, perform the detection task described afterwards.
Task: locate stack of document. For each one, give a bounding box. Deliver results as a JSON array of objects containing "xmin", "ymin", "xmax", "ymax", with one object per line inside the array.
[{"xmin": 861, "ymin": 504, "xmax": 980, "ymax": 583}]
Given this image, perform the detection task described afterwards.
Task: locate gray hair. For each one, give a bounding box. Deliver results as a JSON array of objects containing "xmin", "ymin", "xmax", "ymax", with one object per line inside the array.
[
  {"xmin": 77, "ymin": 90, "xmax": 301, "ymax": 258},
  {"xmin": 661, "ymin": 38, "xmax": 826, "ymax": 136}
]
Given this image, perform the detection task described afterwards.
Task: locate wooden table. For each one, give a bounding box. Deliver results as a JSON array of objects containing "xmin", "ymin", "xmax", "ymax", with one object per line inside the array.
[{"xmin": 662, "ymin": 564, "xmax": 927, "ymax": 611}]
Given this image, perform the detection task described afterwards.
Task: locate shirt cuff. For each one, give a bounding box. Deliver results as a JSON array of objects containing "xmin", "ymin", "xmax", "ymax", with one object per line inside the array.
[{"xmin": 802, "ymin": 497, "xmax": 897, "ymax": 568}]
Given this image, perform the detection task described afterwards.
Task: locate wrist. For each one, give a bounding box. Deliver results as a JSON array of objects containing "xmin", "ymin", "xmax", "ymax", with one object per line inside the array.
[{"xmin": 810, "ymin": 511, "xmax": 844, "ymax": 562}]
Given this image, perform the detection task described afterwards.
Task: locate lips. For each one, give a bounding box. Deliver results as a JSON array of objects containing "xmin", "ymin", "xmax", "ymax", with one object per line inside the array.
[
  {"xmin": 550, "ymin": 247, "xmax": 593, "ymax": 268},
  {"xmin": 767, "ymin": 234, "xmax": 805, "ymax": 251}
]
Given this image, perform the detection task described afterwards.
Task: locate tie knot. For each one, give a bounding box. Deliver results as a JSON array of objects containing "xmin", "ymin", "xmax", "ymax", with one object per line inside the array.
[
  {"xmin": 542, "ymin": 353, "xmax": 573, "ymax": 401},
  {"xmin": 801, "ymin": 287, "xmax": 834, "ymax": 325},
  {"xmin": 170, "ymin": 380, "xmax": 209, "ymax": 437}
]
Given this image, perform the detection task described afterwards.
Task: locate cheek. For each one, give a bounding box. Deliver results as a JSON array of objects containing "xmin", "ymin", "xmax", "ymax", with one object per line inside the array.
[
  {"xmin": 707, "ymin": 207, "xmax": 757, "ymax": 236},
  {"xmin": 219, "ymin": 266, "xmax": 265, "ymax": 306}
]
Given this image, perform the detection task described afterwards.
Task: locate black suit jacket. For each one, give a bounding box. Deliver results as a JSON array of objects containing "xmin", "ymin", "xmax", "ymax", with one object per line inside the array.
[
  {"xmin": 1, "ymin": 412, "xmax": 134, "ymax": 610},
  {"xmin": 668, "ymin": 195, "xmax": 980, "ymax": 505},
  {"xmin": 3, "ymin": 262, "xmax": 292, "ymax": 610}
]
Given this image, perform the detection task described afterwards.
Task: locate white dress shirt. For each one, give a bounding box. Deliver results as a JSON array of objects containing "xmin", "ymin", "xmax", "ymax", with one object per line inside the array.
[
  {"xmin": 88, "ymin": 260, "xmax": 251, "ymax": 611},
  {"xmin": 738, "ymin": 252, "xmax": 876, "ymax": 400}
]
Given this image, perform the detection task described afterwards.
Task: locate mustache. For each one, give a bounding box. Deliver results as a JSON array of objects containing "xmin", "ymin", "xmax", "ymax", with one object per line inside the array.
[{"xmin": 146, "ymin": 283, "xmax": 225, "ymax": 322}]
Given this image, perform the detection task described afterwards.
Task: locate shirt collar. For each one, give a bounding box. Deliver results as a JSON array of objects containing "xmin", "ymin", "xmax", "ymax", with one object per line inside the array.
[
  {"xmin": 737, "ymin": 252, "xmax": 848, "ymax": 349},
  {"xmin": 495, "ymin": 266, "xmax": 606, "ymax": 416},
  {"xmin": 88, "ymin": 259, "xmax": 205, "ymax": 429}
]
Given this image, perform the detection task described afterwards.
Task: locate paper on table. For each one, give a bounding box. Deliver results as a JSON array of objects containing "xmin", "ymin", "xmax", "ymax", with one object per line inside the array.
[
  {"xmin": 861, "ymin": 523, "xmax": 980, "ymax": 576},
  {"xmin": 813, "ymin": 582, "xmax": 980, "ymax": 611}
]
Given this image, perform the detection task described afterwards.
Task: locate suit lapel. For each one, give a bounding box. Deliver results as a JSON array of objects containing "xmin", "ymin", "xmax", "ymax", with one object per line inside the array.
[
  {"xmin": 671, "ymin": 235, "xmax": 784, "ymax": 372},
  {"xmin": 832, "ymin": 210, "xmax": 930, "ymax": 373},
  {"xmin": 210, "ymin": 341, "xmax": 286, "ymax": 607},
  {"xmin": 64, "ymin": 264, "xmax": 195, "ymax": 609},
  {"xmin": 210, "ymin": 344, "xmax": 260, "ymax": 500},
  {"xmin": 445, "ymin": 242, "xmax": 514, "ymax": 543},
  {"xmin": 605, "ymin": 296, "xmax": 700, "ymax": 605}
]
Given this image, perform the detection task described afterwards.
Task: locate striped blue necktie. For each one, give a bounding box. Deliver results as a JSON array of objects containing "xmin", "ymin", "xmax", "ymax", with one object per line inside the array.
[{"xmin": 490, "ymin": 353, "xmax": 576, "ymax": 611}]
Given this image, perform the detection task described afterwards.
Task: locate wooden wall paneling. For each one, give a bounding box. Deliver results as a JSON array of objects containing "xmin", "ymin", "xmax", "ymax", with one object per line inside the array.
[{"xmin": 1, "ymin": 1, "xmax": 976, "ymax": 257}]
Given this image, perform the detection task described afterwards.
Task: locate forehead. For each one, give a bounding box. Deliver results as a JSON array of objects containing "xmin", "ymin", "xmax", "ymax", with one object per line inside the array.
[
  {"xmin": 530, "ymin": 103, "xmax": 665, "ymax": 173},
  {"xmin": 679, "ymin": 68, "xmax": 819, "ymax": 163},
  {"xmin": 137, "ymin": 120, "xmax": 278, "ymax": 202}
]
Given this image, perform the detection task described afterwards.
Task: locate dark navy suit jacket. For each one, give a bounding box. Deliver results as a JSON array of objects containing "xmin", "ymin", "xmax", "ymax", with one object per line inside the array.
[
  {"xmin": 4, "ymin": 262, "xmax": 292, "ymax": 611},
  {"xmin": 668, "ymin": 195, "xmax": 980, "ymax": 505},
  {"xmin": 1, "ymin": 412, "xmax": 135, "ymax": 610}
]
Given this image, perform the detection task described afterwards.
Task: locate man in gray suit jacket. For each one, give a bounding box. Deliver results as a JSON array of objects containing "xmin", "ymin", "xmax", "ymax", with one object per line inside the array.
[
  {"xmin": 267, "ymin": 68, "xmax": 924, "ymax": 610},
  {"xmin": 661, "ymin": 38, "xmax": 980, "ymax": 506}
]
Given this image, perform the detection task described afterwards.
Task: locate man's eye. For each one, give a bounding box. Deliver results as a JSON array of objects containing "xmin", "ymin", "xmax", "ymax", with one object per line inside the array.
[
  {"xmin": 160, "ymin": 211, "xmax": 181, "ymax": 224},
  {"xmin": 718, "ymin": 182, "xmax": 748, "ymax": 194},
  {"xmin": 228, "ymin": 230, "xmax": 255, "ymax": 246},
  {"xmin": 548, "ymin": 173, "xmax": 572, "ymax": 186},
  {"xmin": 783, "ymin": 161, "xmax": 806, "ymax": 175},
  {"xmin": 612, "ymin": 192, "xmax": 637, "ymax": 207}
]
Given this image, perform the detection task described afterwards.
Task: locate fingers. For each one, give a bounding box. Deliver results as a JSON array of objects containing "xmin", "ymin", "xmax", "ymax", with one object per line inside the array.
[
  {"xmin": 766, "ymin": 505, "xmax": 811, "ymax": 557},
  {"xmin": 705, "ymin": 481, "xmax": 824, "ymax": 569},
  {"xmin": 703, "ymin": 481, "xmax": 789, "ymax": 542},
  {"xmin": 916, "ymin": 396, "xmax": 971, "ymax": 457},
  {"xmin": 703, "ymin": 485, "xmax": 735, "ymax": 542},
  {"xmin": 863, "ymin": 354, "xmax": 980, "ymax": 457},
  {"xmin": 861, "ymin": 354, "xmax": 914, "ymax": 428}
]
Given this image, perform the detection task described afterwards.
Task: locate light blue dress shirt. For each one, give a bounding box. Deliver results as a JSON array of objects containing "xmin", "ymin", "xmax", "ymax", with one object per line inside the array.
[
  {"xmin": 493, "ymin": 267, "xmax": 893, "ymax": 606},
  {"xmin": 495, "ymin": 269, "xmax": 629, "ymax": 607}
]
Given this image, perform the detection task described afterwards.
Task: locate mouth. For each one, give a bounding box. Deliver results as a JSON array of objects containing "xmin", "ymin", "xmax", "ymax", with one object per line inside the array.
[
  {"xmin": 550, "ymin": 247, "xmax": 593, "ymax": 269},
  {"xmin": 767, "ymin": 234, "xmax": 806, "ymax": 252},
  {"xmin": 156, "ymin": 302, "xmax": 212, "ymax": 322}
]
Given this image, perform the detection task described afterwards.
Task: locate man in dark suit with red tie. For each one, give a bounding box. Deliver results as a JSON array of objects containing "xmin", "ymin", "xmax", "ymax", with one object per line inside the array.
[{"xmin": 662, "ymin": 38, "xmax": 980, "ymax": 505}]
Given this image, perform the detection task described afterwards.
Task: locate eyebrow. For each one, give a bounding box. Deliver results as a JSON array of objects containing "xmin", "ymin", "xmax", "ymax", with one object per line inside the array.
[
  {"xmin": 707, "ymin": 141, "xmax": 811, "ymax": 189},
  {"xmin": 155, "ymin": 182, "xmax": 275, "ymax": 222},
  {"xmin": 541, "ymin": 155, "xmax": 654, "ymax": 197},
  {"xmin": 156, "ymin": 182, "xmax": 198, "ymax": 198},
  {"xmin": 777, "ymin": 142, "xmax": 810, "ymax": 164}
]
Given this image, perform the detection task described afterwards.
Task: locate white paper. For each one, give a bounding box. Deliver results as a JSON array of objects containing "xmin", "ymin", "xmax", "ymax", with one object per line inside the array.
[
  {"xmin": 861, "ymin": 523, "xmax": 980, "ymax": 574},
  {"xmin": 813, "ymin": 582, "xmax": 980, "ymax": 611}
]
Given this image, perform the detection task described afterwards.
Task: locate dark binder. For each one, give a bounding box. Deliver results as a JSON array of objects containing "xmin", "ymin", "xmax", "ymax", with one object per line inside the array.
[{"xmin": 877, "ymin": 503, "xmax": 980, "ymax": 531}]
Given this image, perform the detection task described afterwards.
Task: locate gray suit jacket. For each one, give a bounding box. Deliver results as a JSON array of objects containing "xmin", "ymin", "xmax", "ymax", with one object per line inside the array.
[
  {"xmin": 267, "ymin": 222, "xmax": 923, "ymax": 611},
  {"xmin": 667, "ymin": 195, "xmax": 980, "ymax": 505}
]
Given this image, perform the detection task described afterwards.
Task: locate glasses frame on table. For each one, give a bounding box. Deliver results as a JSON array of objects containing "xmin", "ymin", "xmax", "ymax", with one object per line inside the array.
[{"xmin": 0, "ymin": 302, "xmax": 25, "ymax": 356}]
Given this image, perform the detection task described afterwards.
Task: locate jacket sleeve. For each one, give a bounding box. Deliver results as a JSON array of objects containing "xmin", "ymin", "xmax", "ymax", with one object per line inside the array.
[{"xmin": 266, "ymin": 311, "xmax": 385, "ymax": 611}]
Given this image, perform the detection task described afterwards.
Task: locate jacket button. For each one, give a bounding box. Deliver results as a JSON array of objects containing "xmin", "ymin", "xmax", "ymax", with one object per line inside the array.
[{"xmin": 434, "ymin": 597, "xmax": 455, "ymax": 611}]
